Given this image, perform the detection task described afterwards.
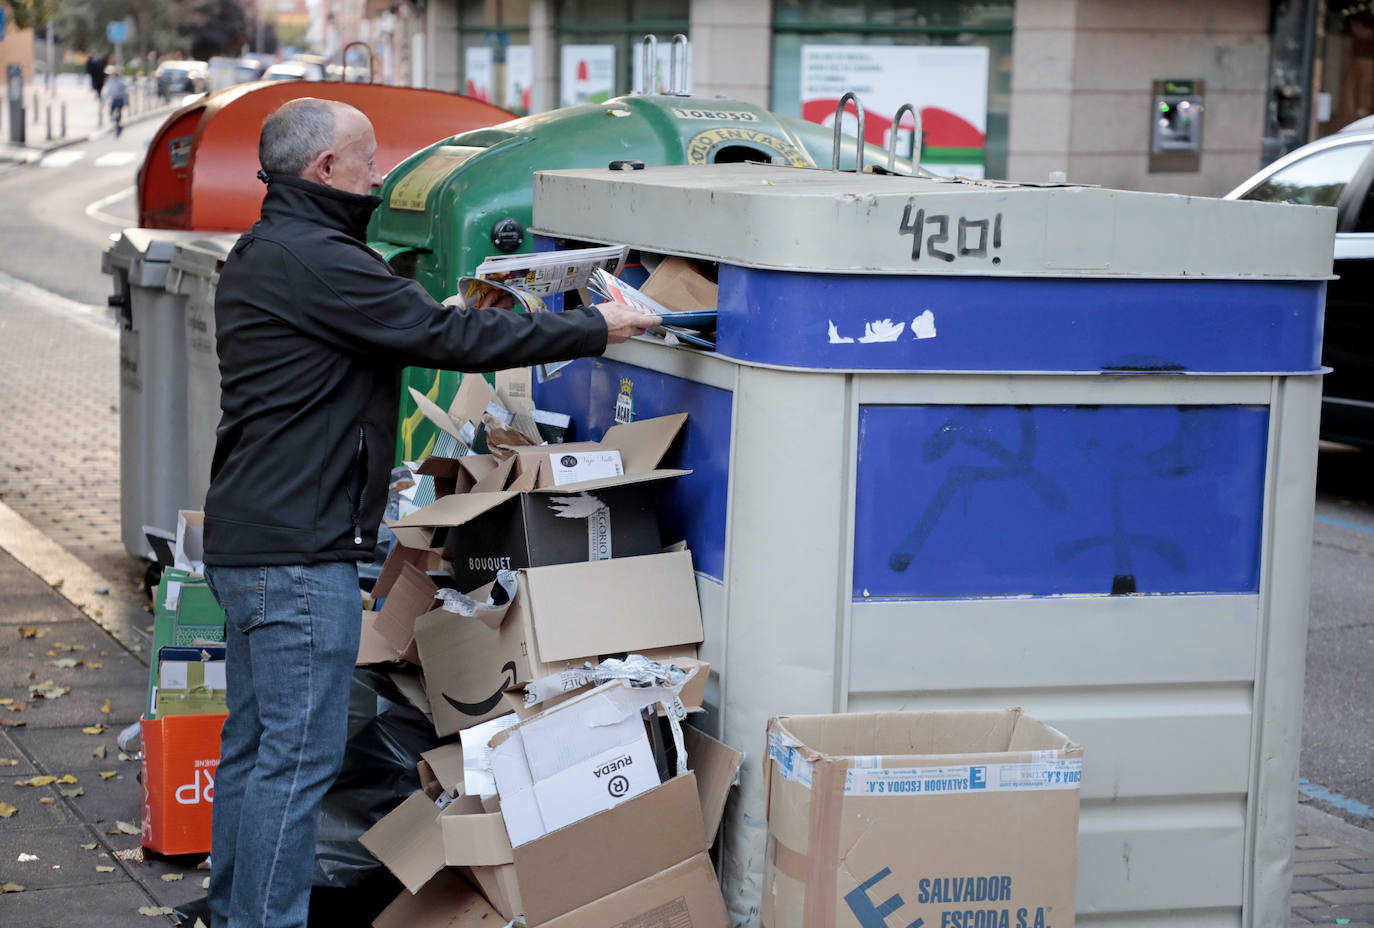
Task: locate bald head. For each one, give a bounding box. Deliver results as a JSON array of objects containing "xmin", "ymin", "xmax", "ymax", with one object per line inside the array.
[{"xmin": 259, "ymin": 98, "xmax": 381, "ymax": 194}]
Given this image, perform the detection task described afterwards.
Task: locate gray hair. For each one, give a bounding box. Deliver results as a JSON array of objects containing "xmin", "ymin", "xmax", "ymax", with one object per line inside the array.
[{"xmin": 258, "ymin": 98, "xmax": 336, "ymax": 177}]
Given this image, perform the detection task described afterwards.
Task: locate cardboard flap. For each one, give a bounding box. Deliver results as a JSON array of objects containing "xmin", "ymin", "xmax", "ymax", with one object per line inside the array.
[
  {"xmin": 414, "ymin": 456, "xmax": 464, "ymax": 479},
  {"xmin": 599, "ymin": 413, "xmax": 686, "ymax": 475},
  {"xmin": 374, "ymin": 563, "xmax": 439, "ymax": 658},
  {"xmin": 356, "ymin": 612, "xmax": 397, "ymax": 666},
  {"xmin": 449, "ymin": 373, "xmax": 500, "ymax": 427},
  {"xmin": 512, "ymin": 772, "xmax": 706, "ymax": 926},
  {"xmin": 440, "ymin": 797, "xmax": 516, "ymax": 866},
  {"xmin": 506, "ymin": 467, "xmax": 538, "ymax": 492},
  {"xmin": 389, "ymin": 671, "xmax": 432, "ymax": 720},
  {"xmin": 372, "ymin": 868, "xmax": 502, "ymax": 928},
  {"xmin": 527, "ymin": 467, "xmax": 690, "ymax": 496},
  {"xmin": 397, "ymin": 489, "xmax": 518, "ymax": 529},
  {"xmin": 359, "ymin": 791, "xmax": 446, "ymax": 894},
  {"xmin": 473, "ymin": 457, "xmax": 517, "ymax": 493},
  {"xmin": 410, "ymin": 387, "xmax": 464, "ymax": 441},
  {"xmin": 523, "ymin": 551, "xmax": 704, "ymax": 663},
  {"xmin": 458, "ymin": 455, "xmax": 501, "ymax": 483},
  {"xmin": 420, "ymin": 742, "xmax": 466, "ymax": 795},
  {"xmin": 374, "ymin": 544, "xmax": 442, "ymax": 599},
  {"xmin": 387, "ymin": 524, "xmax": 439, "ymax": 550},
  {"xmin": 641, "ymin": 255, "xmax": 719, "ymax": 314},
  {"xmin": 683, "ymin": 726, "xmax": 743, "ymax": 848}
]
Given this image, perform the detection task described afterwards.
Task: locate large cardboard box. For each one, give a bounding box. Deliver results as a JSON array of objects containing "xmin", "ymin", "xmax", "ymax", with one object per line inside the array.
[
  {"xmin": 763, "ymin": 709, "xmax": 1083, "ymax": 928},
  {"xmin": 390, "ymin": 414, "xmax": 689, "ymax": 590},
  {"xmin": 357, "ymin": 562, "xmax": 440, "ymax": 666},
  {"xmin": 146, "ymin": 568, "xmax": 226, "ymax": 719},
  {"xmin": 140, "ymin": 713, "xmax": 227, "ymax": 856},
  {"xmin": 362, "ymin": 726, "xmax": 742, "ymax": 927},
  {"xmin": 413, "ymin": 551, "xmax": 704, "ymax": 735}
]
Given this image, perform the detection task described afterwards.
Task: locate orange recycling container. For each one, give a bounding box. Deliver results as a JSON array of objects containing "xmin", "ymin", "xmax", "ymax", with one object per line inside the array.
[{"xmin": 139, "ymin": 82, "xmax": 514, "ymax": 232}]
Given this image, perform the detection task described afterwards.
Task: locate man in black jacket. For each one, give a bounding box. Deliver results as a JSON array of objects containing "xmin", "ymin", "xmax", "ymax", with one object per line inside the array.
[{"xmin": 202, "ymin": 97, "xmax": 658, "ymax": 928}]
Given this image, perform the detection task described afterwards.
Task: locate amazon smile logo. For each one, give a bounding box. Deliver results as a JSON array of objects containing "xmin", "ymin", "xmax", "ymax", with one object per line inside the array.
[{"xmin": 442, "ymin": 660, "xmax": 518, "ymax": 717}]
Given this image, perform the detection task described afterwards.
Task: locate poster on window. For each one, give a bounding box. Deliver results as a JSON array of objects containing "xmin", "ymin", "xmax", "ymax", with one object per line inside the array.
[
  {"xmin": 800, "ymin": 45, "xmax": 989, "ymax": 178},
  {"xmin": 560, "ymin": 44, "xmax": 616, "ymax": 107},
  {"xmin": 505, "ymin": 45, "xmax": 533, "ymax": 114},
  {"xmin": 631, "ymin": 42, "xmax": 691, "ymax": 95},
  {"xmin": 464, "ymin": 46, "xmax": 493, "ymax": 103}
]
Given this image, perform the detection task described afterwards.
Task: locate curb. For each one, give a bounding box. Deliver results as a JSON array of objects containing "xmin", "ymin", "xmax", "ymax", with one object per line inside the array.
[{"xmin": 0, "ymin": 103, "xmax": 177, "ymax": 166}]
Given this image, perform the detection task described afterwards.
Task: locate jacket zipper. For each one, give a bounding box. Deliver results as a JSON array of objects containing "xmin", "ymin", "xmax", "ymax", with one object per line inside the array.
[{"xmin": 350, "ymin": 425, "xmax": 365, "ymax": 545}]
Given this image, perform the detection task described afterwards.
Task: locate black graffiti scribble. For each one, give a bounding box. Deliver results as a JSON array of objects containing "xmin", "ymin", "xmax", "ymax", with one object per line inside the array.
[
  {"xmin": 888, "ymin": 408, "xmax": 1068, "ymax": 573},
  {"xmin": 1054, "ymin": 408, "xmax": 1211, "ymax": 592}
]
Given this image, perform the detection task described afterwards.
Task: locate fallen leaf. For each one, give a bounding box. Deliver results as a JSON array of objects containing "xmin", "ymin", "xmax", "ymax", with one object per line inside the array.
[
  {"xmin": 6, "ymin": 704, "xmax": 25, "ymax": 712},
  {"xmin": 0, "ymin": 802, "xmax": 16, "ymax": 818},
  {"xmin": 138, "ymin": 906, "xmax": 173, "ymax": 917},
  {"xmin": 15, "ymin": 775, "xmax": 57, "ymax": 786},
  {"xmin": 160, "ymin": 873, "xmax": 183, "ymax": 882},
  {"xmin": 0, "ymin": 718, "xmax": 26, "ymax": 728},
  {"xmin": 0, "ymin": 699, "xmax": 11, "ymax": 705},
  {"xmin": 95, "ymin": 865, "xmax": 115, "ymax": 873},
  {"xmin": 99, "ymin": 771, "xmax": 117, "ymax": 780},
  {"xmin": 52, "ymin": 658, "xmax": 80, "ymax": 669},
  {"xmin": 114, "ymin": 820, "xmax": 140, "ymax": 835},
  {"xmin": 28, "ymin": 680, "xmax": 70, "ymax": 700},
  {"xmin": 17, "ymin": 627, "xmax": 44, "ymax": 639},
  {"xmin": 0, "ymin": 758, "xmax": 17, "ymax": 766},
  {"xmin": 17, "ymin": 853, "xmax": 39, "ymax": 862},
  {"xmin": 1, "ymin": 882, "xmax": 23, "ymax": 893},
  {"xmin": 82, "ymin": 725, "xmax": 108, "ymax": 735},
  {"xmin": 100, "ymin": 699, "xmax": 111, "ymax": 714},
  {"xmin": 59, "ymin": 787, "xmax": 83, "ymax": 799},
  {"xmin": 51, "ymin": 578, "xmax": 64, "ymax": 590},
  {"xmin": 87, "ymin": 662, "xmax": 102, "ymax": 669},
  {"xmin": 39, "ymin": 797, "xmax": 54, "ymax": 804},
  {"xmin": 57, "ymin": 774, "xmax": 77, "ymax": 784},
  {"xmin": 92, "ymin": 746, "xmax": 107, "ymax": 759},
  {"xmin": 79, "ymin": 843, "xmax": 97, "ymax": 850}
]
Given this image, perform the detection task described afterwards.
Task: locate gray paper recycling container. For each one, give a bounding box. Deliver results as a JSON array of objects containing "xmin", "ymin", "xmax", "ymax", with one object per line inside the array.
[
  {"xmin": 528, "ymin": 164, "xmax": 1334, "ymax": 928},
  {"xmin": 165, "ymin": 235, "xmax": 236, "ymax": 510},
  {"xmin": 101, "ymin": 229, "xmax": 208, "ymax": 559}
]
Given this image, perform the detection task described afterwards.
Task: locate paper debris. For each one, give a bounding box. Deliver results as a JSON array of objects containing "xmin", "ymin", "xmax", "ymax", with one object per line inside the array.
[
  {"xmin": 161, "ymin": 873, "xmax": 183, "ymax": 882},
  {"xmin": 59, "ymin": 787, "xmax": 83, "ymax": 799},
  {"xmin": 17, "ymin": 853, "xmax": 39, "ymax": 862},
  {"xmin": 96, "ymin": 865, "xmax": 115, "ymax": 872},
  {"xmin": 52, "ymin": 658, "xmax": 80, "ymax": 669},
  {"xmin": 29, "ymin": 680, "xmax": 70, "ymax": 699},
  {"xmin": 1, "ymin": 882, "xmax": 23, "ymax": 893},
  {"xmin": 138, "ymin": 907, "xmax": 174, "ymax": 917},
  {"xmin": 92, "ymin": 746, "xmax": 107, "ymax": 759},
  {"xmin": 202, "ymin": 877, "xmax": 210, "ymax": 889}
]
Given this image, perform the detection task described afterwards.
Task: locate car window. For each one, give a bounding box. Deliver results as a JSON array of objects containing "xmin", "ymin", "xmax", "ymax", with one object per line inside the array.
[{"xmin": 1238, "ymin": 141, "xmax": 1372, "ymax": 207}]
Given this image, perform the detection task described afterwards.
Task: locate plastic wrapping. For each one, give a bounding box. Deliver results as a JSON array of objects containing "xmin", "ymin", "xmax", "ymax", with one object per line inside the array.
[{"xmin": 313, "ymin": 666, "xmax": 441, "ymax": 888}]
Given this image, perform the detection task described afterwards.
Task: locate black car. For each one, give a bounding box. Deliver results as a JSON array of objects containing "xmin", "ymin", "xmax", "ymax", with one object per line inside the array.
[
  {"xmin": 1225, "ymin": 120, "xmax": 1374, "ymax": 448},
  {"xmin": 154, "ymin": 60, "xmax": 208, "ymax": 100}
]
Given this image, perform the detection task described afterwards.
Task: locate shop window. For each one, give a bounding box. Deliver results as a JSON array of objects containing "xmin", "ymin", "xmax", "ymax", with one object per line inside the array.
[
  {"xmin": 554, "ymin": 0, "xmax": 689, "ymax": 104},
  {"xmin": 771, "ymin": 0, "xmax": 1012, "ymax": 179},
  {"xmin": 458, "ymin": 0, "xmax": 532, "ymax": 113}
]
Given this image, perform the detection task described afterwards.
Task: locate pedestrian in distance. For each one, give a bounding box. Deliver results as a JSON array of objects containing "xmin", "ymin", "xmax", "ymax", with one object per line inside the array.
[
  {"xmin": 200, "ymin": 97, "xmax": 661, "ymax": 928},
  {"xmin": 85, "ymin": 54, "xmax": 106, "ymax": 99},
  {"xmin": 103, "ymin": 67, "xmax": 128, "ymax": 136}
]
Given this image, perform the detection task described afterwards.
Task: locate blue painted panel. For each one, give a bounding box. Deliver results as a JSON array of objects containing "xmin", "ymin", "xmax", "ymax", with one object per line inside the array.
[
  {"xmin": 534, "ymin": 358, "xmax": 732, "ymax": 581},
  {"xmin": 853, "ymin": 405, "xmax": 1269, "ymax": 598},
  {"xmin": 718, "ymin": 267, "xmax": 1325, "ymax": 374}
]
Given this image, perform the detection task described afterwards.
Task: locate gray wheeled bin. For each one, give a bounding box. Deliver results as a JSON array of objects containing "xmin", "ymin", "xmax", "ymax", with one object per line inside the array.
[
  {"xmin": 164, "ymin": 236, "xmax": 237, "ymax": 510},
  {"xmin": 101, "ymin": 230, "xmax": 209, "ymax": 560},
  {"xmin": 529, "ymin": 164, "xmax": 1334, "ymax": 928}
]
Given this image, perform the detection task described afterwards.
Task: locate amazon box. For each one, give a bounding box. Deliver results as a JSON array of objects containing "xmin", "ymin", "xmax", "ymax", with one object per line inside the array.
[
  {"xmin": 762, "ymin": 709, "xmax": 1083, "ymax": 928},
  {"xmin": 362, "ymin": 725, "xmax": 740, "ymax": 926},
  {"xmin": 412, "ymin": 550, "xmax": 703, "ymax": 735},
  {"xmin": 389, "ymin": 414, "xmax": 689, "ymax": 591}
]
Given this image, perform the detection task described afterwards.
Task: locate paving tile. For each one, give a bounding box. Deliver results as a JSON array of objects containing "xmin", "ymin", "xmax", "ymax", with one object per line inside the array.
[
  {"xmin": 0, "ymin": 881, "xmax": 175, "ymax": 928},
  {"xmin": 1312, "ymin": 889, "xmax": 1374, "ymax": 904},
  {"xmin": 1344, "ymin": 860, "xmax": 1374, "ymax": 874},
  {"xmin": 1296, "ymin": 847, "xmax": 1370, "ymax": 862},
  {"xmin": 1293, "ymin": 892, "xmax": 1324, "ymax": 908},
  {"xmin": 1327, "ymin": 872, "xmax": 1374, "ymax": 889},
  {"xmin": 0, "ymin": 730, "xmax": 36, "ymax": 775},
  {"xmin": 1298, "ymin": 834, "xmax": 1340, "ymax": 849},
  {"xmin": 0, "ymin": 780, "xmax": 86, "ymax": 826},
  {"xmin": 1293, "ymin": 875, "xmax": 1340, "ymax": 892},
  {"xmin": 1295, "ymin": 860, "xmax": 1354, "ymax": 876},
  {"xmin": 10, "ymin": 725, "xmax": 137, "ymax": 774},
  {"xmin": 0, "ymin": 824, "xmax": 120, "ymax": 890}
]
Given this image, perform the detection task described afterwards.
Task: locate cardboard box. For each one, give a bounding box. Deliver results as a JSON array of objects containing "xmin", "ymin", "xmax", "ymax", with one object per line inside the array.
[
  {"xmin": 762, "ymin": 709, "xmax": 1083, "ymax": 928},
  {"xmin": 357, "ymin": 562, "xmax": 440, "ymax": 666},
  {"xmin": 363, "ymin": 725, "xmax": 741, "ymax": 926},
  {"xmin": 154, "ymin": 646, "xmax": 228, "ymax": 717},
  {"xmin": 412, "ymin": 551, "xmax": 704, "ymax": 735},
  {"xmin": 371, "ymin": 868, "xmax": 503, "ymax": 928},
  {"xmin": 539, "ymin": 851, "xmax": 727, "ymax": 928},
  {"xmin": 146, "ymin": 569, "xmax": 226, "ymax": 719},
  {"xmin": 389, "ymin": 414, "xmax": 690, "ymax": 590},
  {"xmin": 140, "ymin": 713, "xmax": 227, "ymax": 856},
  {"xmin": 640, "ymin": 255, "xmax": 719, "ymax": 315}
]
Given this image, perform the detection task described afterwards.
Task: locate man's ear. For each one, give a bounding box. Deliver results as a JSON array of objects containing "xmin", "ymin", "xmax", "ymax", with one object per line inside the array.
[{"xmin": 305, "ymin": 149, "xmax": 335, "ymax": 185}]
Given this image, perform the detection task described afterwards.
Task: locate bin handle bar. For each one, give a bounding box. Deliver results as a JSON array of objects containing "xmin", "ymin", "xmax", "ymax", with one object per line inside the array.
[
  {"xmin": 341, "ymin": 41, "xmax": 376, "ymax": 83},
  {"xmin": 832, "ymin": 92, "xmax": 865, "ymax": 173},
  {"xmin": 639, "ymin": 35, "xmax": 658, "ymax": 95},
  {"xmin": 888, "ymin": 102, "xmax": 921, "ymax": 172},
  {"xmin": 670, "ymin": 34, "xmax": 689, "ymax": 96}
]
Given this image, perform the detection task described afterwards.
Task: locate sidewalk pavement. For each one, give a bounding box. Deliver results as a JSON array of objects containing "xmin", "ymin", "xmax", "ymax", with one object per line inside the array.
[
  {"xmin": 0, "ymin": 71, "xmax": 178, "ymax": 165},
  {"xmin": 1, "ymin": 219, "xmax": 1373, "ymax": 927}
]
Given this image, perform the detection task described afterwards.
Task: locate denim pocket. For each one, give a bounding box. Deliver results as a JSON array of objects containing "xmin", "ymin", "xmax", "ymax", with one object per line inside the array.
[{"xmin": 205, "ymin": 565, "xmax": 268, "ymax": 634}]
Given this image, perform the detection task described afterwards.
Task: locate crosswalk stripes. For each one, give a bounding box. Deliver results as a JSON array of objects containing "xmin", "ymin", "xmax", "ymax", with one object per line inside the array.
[
  {"xmin": 93, "ymin": 151, "xmax": 140, "ymax": 167},
  {"xmin": 38, "ymin": 150, "xmax": 86, "ymax": 168},
  {"xmin": 38, "ymin": 149, "xmax": 140, "ymax": 169}
]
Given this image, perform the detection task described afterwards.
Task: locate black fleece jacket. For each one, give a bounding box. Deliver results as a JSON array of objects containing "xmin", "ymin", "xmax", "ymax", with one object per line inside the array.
[{"xmin": 203, "ymin": 174, "xmax": 608, "ymax": 566}]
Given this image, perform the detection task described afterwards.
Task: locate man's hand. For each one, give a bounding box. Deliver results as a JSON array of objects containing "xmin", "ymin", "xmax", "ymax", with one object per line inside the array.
[{"xmin": 599, "ymin": 302, "xmax": 661, "ymax": 344}]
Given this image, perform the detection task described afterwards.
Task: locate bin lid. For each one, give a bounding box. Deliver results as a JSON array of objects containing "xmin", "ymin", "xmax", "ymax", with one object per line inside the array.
[
  {"xmin": 169, "ymin": 236, "xmax": 239, "ymax": 276},
  {"xmin": 530, "ymin": 164, "xmax": 1336, "ymax": 280},
  {"xmin": 105, "ymin": 228, "xmax": 227, "ymax": 267},
  {"xmin": 138, "ymin": 82, "xmax": 515, "ymax": 233}
]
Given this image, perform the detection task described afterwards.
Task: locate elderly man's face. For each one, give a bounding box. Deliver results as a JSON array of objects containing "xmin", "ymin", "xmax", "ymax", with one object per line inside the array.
[{"xmin": 326, "ymin": 105, "xmax": 382, "ymax": 195}]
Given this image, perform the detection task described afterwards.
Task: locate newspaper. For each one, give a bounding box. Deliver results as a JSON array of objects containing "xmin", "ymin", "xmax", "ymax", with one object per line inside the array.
[
  {"xmin": 474, "ymin": 244, "xmax": 629, "ymax": 296},
  {"xmin": 588, "ymin": 268, "xmax": 717, "ymax": 350}
]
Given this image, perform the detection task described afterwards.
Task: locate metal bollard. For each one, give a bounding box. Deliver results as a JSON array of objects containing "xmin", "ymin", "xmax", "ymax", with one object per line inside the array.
[
  {"xmin": 32, "ymin": 93, "xmax": 38, "ymax": 124},
  {"xmin": 60, "ymin": 101, "xmax": 66, "ymax": 137},
  {"xmin": 45, "ymin": 103, "xmax": 52, "ymax": 141}
]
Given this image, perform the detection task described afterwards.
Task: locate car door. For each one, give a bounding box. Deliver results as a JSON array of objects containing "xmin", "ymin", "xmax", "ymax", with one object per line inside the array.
[{"xmin": 1326, "ymin": 143, "xmax": 1374, "ymax": 444}]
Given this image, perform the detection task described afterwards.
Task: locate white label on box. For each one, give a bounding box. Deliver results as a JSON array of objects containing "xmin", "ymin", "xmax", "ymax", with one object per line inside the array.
[
  {"xmin": 532, "ymin": 739, "xmax": 660, "ymax": 835},
  {"xmin": 203, "ymin": 663, "xmax": 227, "ymax": 691},
  {"xmin": 549, "ymin": 449, "xmax": 624, "ymax": 486},
  {"xmin": 853, "ymin": 755, "xmax": 882, "ymax": 770},
  {"xmin": 768, "ymin": 730, "xmax": 814, "ymax": 789},
  {"xmin": 160, "ymin": 662, "xmax": 189, "ymax": 691},
  {"xmin": 844, "ymin": 759, "xmax": 1083, "ymax": 797}
]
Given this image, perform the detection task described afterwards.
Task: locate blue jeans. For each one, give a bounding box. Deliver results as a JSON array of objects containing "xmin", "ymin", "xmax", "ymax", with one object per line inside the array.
[{"xmin": 203, "ymin": 562, "xmax": 361, "ymax": 928}]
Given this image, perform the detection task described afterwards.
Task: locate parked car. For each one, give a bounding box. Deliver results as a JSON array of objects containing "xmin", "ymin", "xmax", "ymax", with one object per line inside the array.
[
  {"xmin": 262, "ymin": 55, "xmax": 328, "ymax": 82},
  {"xmin": 1225, "ymin": 120, "xmax": 1374, "ymax": 448},
  {"xmin": 154, "ymin": 60, "xmax": 208, "ymax": 99}
]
